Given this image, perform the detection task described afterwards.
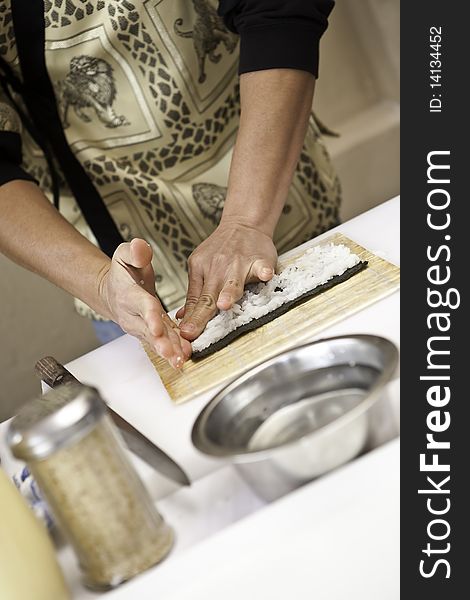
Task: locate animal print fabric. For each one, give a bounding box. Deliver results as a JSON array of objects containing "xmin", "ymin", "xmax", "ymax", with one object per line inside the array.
[{"xmin": 0, "ymin": 0, "xmax": 341, "ymax": 316}]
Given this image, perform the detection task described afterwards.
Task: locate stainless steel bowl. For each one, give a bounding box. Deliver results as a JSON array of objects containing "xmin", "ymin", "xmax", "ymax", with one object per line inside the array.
[{"xmin": 192, "ymin": 335, "xmax": 398, "ymax": 501}]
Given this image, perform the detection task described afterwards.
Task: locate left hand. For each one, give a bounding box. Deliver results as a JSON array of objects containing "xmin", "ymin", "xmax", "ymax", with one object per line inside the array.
[
  {"xmin": 176, "ymin": 220, "xmax": 277, "ymax": 340},
  {"xmin": 99, "ymin": 239, "xmax": 192, "ymax": 367}
]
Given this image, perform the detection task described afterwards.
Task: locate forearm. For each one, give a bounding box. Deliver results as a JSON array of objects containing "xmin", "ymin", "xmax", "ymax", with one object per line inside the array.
[
  {"xmin": 221, "ymin": 68, "xmax": 315, "ymax": 236},
  {"xmin": 0, "ymin": 179, "xmax": 112, "ymax": 318}
]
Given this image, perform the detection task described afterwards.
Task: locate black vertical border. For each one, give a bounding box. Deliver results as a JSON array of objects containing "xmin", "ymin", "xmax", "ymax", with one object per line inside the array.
[{"xmin": 401, "ymin": 1, "xmax": 467, "ymax": 596}]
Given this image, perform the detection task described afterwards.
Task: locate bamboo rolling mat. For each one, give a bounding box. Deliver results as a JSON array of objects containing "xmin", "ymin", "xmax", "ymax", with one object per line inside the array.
[{"xmin": 143, "ymin": 233, "xmax": 400, "ymax": 404}]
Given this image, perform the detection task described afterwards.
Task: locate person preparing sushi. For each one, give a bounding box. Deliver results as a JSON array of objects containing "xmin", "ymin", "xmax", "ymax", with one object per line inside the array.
[{"xmin": 0, "ymin": 0, "xmax": 339, "ymax": 368}]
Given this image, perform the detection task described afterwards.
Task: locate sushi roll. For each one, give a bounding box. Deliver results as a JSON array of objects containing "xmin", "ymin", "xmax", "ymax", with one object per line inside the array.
[{"xmin": 191, "ymin": 243, "xmax": 367, "ymax": 359}]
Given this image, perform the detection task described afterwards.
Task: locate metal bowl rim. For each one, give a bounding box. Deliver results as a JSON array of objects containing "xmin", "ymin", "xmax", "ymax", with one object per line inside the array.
[{"xmin": 191, "ymin": 334, "xmax": 398, "ymax": 461}]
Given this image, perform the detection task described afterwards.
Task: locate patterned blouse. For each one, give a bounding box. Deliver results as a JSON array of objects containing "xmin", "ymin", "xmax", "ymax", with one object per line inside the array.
[{"xmin": 0, "ymin": 0, "xmax": 340, "ymax": 315}]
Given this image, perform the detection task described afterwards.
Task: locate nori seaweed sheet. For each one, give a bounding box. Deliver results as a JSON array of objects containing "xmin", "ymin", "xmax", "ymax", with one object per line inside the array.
[{"xmin": 191, "ymin": 260, "xmax": 368, "ymax": 360}]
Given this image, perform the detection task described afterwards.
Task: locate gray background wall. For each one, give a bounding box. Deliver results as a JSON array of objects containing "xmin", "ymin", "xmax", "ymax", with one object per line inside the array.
[{"xmin": 0, "ymin": 0, "xmax": 399, "ymax": 422}]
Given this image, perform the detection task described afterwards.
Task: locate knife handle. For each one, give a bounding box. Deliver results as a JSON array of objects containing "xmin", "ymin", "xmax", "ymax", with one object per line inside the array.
[{"xmin": 35, "ymin": 356, "xmax": 79, "ymax": 388}]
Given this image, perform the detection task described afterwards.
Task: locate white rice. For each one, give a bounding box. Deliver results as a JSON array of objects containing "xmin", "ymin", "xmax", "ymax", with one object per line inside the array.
[{"xmin": 191, "ymin": 243, "xmax": 361, "ymax": 353}]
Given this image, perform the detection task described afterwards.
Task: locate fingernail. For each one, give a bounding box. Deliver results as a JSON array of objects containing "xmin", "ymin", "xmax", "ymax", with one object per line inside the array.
[
  {"xmin": 262, "ymin": 268, "xmax": 272, "ymax": 276},
  {"xmin": 172, "ymin": 355, "xmax": 184, "ymax": 370},
  {"xmin": 181, "ymin": 323, "xmax": 195, "ymax": 332},
  {"xmin": 218, "ymin": 293, "xmax": 232, "ymax": 304}
]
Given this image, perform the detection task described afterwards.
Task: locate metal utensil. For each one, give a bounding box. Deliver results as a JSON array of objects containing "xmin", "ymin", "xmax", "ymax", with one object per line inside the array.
[
  {"xmin": 192, "ymin": 335, "xmax": 398, "ymax": 500},
  {"xmin": 35, "ymin": 356, "xmax": 190, "ymax": 487}
]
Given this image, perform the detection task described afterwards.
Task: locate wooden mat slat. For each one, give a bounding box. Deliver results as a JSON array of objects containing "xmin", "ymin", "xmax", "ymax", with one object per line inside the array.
[{"xmin": 143, "ymin": 234, "xmax": 400, "ymax": 404}]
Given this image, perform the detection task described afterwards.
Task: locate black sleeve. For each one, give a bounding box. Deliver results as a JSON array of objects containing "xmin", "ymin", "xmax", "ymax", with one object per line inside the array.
[
  {"xmin": 0, "ymin": 130, "xmax": 36, "ymax": 186},
  {"xmin": 218, "ymin": 0, "xmax": 334, "ymax": 78}
]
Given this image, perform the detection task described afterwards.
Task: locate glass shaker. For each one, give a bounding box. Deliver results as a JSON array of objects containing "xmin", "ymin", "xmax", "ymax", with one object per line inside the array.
[{"xmin": 7, "ymin": 384, "xmax": 173, "ymax": 590}]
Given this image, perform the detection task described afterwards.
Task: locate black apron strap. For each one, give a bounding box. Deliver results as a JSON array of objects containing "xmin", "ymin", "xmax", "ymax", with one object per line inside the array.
[{"xmin": 10, "ymin": 0, "xmax": 125, "ymax": 258}]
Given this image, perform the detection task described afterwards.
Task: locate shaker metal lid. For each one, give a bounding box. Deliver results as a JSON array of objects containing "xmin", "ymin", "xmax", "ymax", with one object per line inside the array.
[{"xmin": 7, "ymin": 384, "xmax": 106, "ymax": 460}]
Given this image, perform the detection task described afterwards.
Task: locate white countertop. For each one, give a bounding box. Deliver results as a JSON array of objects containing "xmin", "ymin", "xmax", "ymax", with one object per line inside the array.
[
  {"xmin": 106, "ymin": 439, "xmax": 400, "ymax": 600},
  {"xmin": 0, "ymin": 197, "xmax": 400, "ymax": 599}
]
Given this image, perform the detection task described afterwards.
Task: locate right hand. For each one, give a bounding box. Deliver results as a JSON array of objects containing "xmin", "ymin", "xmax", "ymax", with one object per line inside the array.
[
  {"xmin": 176, "ymin": 220, "xmax": 277, "ymax": 340},
  {"xmin": 97, "ymin": 238, "xmax": 191, "ymax": 368}
]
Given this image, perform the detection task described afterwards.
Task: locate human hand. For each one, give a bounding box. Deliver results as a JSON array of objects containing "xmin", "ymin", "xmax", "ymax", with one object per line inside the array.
[
  {"xmin": 176, "ymin": 220, "xmax": 277, "ymax": 340},
  {"xmin": 98, "ymin": 238, "xmax": 191, "ymax": 368}
]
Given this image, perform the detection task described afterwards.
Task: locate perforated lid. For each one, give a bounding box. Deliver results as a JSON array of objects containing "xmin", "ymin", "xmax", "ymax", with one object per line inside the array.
[{"xmin": 7, "ymin": 384, "xmax": 105, "ymax": 460}]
